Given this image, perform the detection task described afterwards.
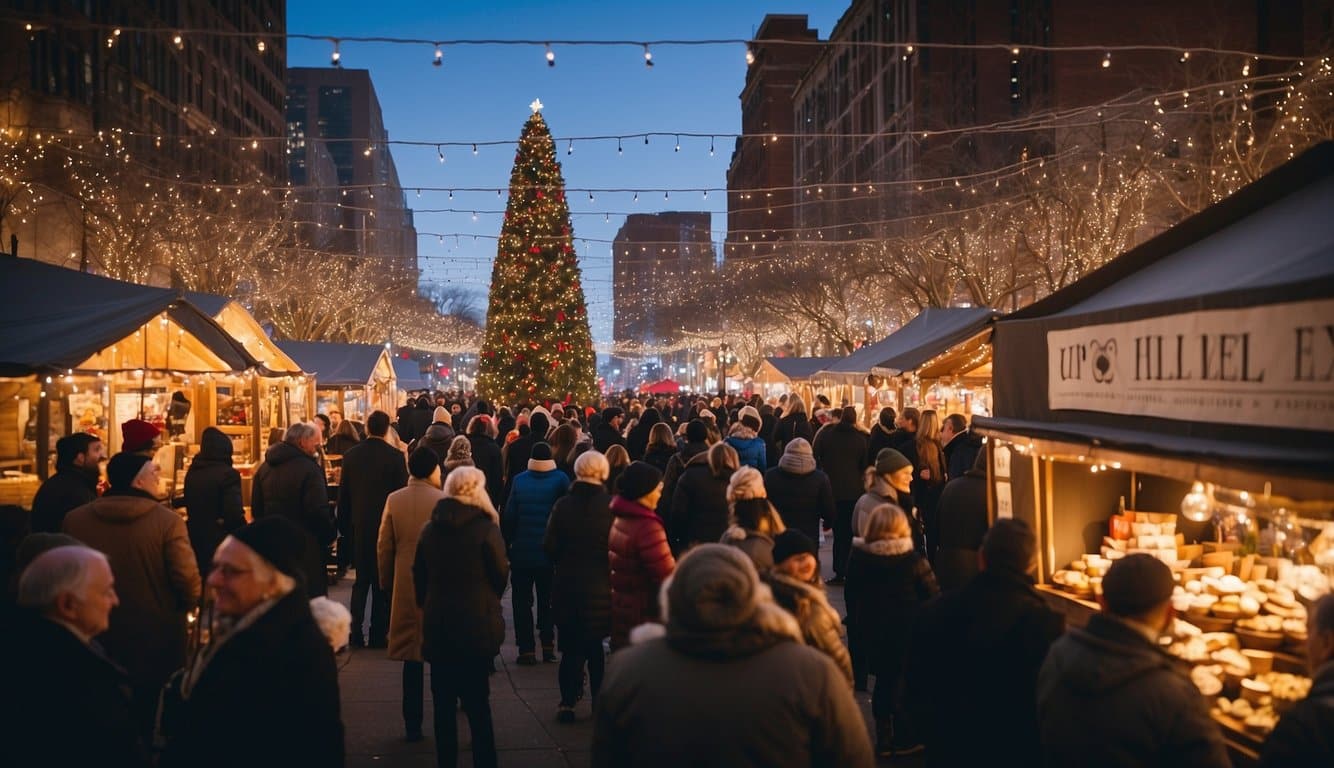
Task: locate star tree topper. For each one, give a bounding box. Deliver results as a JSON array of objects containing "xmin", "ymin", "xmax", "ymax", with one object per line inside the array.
[{"xmin": 530, "ymin": 98, "xmax": 544, "ymax": 113}]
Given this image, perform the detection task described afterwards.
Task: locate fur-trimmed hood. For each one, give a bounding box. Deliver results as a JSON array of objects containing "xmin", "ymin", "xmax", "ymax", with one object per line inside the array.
[
  {"xmin": 852, "ymin": 536, "xmax": 915, "ymax": 556},
  {"xmin": 727, "ymin": 422, "xmax": 758, "ymax": 441}
]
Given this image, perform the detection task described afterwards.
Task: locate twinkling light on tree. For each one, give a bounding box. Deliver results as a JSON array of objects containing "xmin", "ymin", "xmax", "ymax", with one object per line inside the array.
[{"xmin": 476, "ymin": 104, "xmax": 597, "ymax": 404}]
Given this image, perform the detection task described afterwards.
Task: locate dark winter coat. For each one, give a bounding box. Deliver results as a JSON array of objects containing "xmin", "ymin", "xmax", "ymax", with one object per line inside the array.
[
  {"xmin": 772, "ymin": 411, "xmax": 814, "ymax": 456},
  {"xmin": 413, "ymin": 498, "xmax": 509, "ymax": 661},
  {"xmin": 325, "ymin": 432, "xmax": 358, "ymax": 457},
  {"xmin": 1037, "ymin": 613, "xmax": 1230, "ymax": 768},
  {"xmin": 395, "ymin": 404, "xmax": 418, "ymax": 441},
  {"xmin": 764, "ymin": 465, "xmax": 835, "ymax": 543},
  {"xmin": 667, "ymin": 452, "xmax": 732, "ymax": 550},
  {"xmin": 625, "ymin": 411, "xmax": 660, "ymax": 461},
  {"xmin": 812, "ymin": 421, "xmax": 870, "ymax": 502},
  {"xmin": 762, "ymin": 571, "xmax": 854, "ymax": 686},
  {"xmin": 592, "ymin": 421, "xmax": 627, "ymax": 454},
  {"xmin": 467, "ymin": 433, "xmax": 505, "ymax": 508},
  {"xmin": 933, "ymin": 468, "xmax": 989, "ymax": 591},
  {"xmin": 1259, "ymin": 660, "xmax": 1334, "ymax": 767},
  {"xmin": 866, "ymin": 423, "xmax": 900, "ymax": 467},
  {"xmin": 159, "ymin": 589, "xmax": 344, "ymax": 768},
  {"xmin": 63, "ymin": 490, "xmax": 202, "ymax": 697},
  {"xmin": 720, "ymin": 525, "xmax": 776, "ymax": 571},
  {"xmin": 6, "ymin": 610, "xmax": 147, "ymax": 767},
  {"xmin": 642, "ymin": 443, "xmax": 676, "ymax": 473},
  {"xmin": 250, "ymin": 440, "xmax": 334, "ymax": 597},
  {"xmin": 943, "ymin": 429, "xmax": 984, "ymax": 482},
  {"xmin": 907, "ymin": 568, "xmax": 1064, "ymax": 767},
  {"xmin": 337, "ymin": 437, "xmax": 408, "ymax": 572},
  {"xmin": 843, "ymin": 538, "xmax": 939, "ymax": 678},
  {"xmin": 594, "ymin": 634, "xmax": 873, "ymax": 768},
  {"xmin": 502, "ymin": 463, "xmax": 570, "ymax": 568},
  {"xmin": 657, "ymin": 440, "xmax": 708, "ymax": 518},
  {"xmin": 543, "ymin": 481, "xmax": 613, "ymax": 640},
  {"xmin": 411, "ymin": 423, "xmax": 456, "ymax": 468},
  {"xmin": 911, "ymin": 438, "xmax": 946, "ymax": 560},
  {"xmin": 29, "ymin": 467, "xmax": 98, "ymax": 534},
  {"xmin": 608, "ymin": 495, "xmax": 675, "ymax": 649},
  {"xmin": 404, "ymin": 405, "xmax": 434, "ymax": 443},
  {"xmin": 183, "ymin": 428, "xmax": 246, "ymax": 576}
]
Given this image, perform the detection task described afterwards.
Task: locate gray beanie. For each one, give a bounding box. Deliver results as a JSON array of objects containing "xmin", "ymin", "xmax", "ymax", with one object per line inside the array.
[
  {"xmin": 666, "ymin": 544, "xmax": 761, "ymax": 633},
  {"xmin": 778, "ymin": 438, "xmax": 816, "ymax": 474}
]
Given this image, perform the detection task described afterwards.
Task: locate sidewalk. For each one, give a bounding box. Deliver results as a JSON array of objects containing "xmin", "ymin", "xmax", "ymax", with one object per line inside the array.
[{"xmin": 334, "ymin": 535, "xmax": 917, "ymax": 767}]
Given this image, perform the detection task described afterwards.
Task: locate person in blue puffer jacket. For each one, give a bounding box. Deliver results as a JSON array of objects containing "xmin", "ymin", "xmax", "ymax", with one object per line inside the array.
[
  {"xmin": 724, "ymin": 405, "xmax": 768, "ymax": 471},
  {"xmin": 502, "ymin": 442, "xmax": 571, "ymax": 664}
]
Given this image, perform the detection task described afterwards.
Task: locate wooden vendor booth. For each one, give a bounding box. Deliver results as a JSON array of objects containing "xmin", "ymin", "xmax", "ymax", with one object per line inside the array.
[
  {"xmin": 0, "ymin": 259, "xmax": 265, "ymax": 505},
  {"xmin": 974, "ymin": 143, "xmax": 1334, "ymax": 765},
  {"xmin": 187, "ymin": 292, "xmax": 312, "ymax": 464},
  {"xmin": 279, "ymin": 340, "xmax": 397, "ymax": 426},
  {"xmin": 752, "ymin": 356, "xmax": 842, "ymax": 404},
  {"xmin": 820, "ymin": 307, "xmax": 998, "ymax": 424}
]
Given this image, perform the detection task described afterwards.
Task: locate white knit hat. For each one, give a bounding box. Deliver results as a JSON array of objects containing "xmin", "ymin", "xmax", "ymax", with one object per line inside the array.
[
  {"xmin": 738, "ymin": 405, "xmax": 761, "ymax": 424},
  {"xmin": 727, "ymin": 466, "xmax": 767, "ymax": 501}
]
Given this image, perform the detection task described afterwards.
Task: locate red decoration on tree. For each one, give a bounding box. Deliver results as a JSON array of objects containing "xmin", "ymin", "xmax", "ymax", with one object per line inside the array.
[
  {"xmin": 529, "ymin": 246, "xmax": 541, "ymax": 254},
  {"xmin": 556, "ymin": 310, "xmax": 566, "ymax": 322},
  {"xmin": 536, "ymin": 190, "xmax": 545, "ymax": 199}
]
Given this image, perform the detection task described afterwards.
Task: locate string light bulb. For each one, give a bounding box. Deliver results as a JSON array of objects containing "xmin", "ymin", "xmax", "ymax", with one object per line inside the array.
[
  {"xmin": 331, "ymin": 40, "xmax": 341, "ymax": 67},
  {"xmin": 643, "ymin": 44, "xmax": 654, "ymax": 68},
  {"xmin": 546, "ymin": 43, "xmax": 555, "ymax": 67},
  {"xmin": 1102, "ymin": 52, "xmax": 1112, "ymax": 68},
  {"xmin": 257, "ymin": 39, "xmax": 266, "ymax": 53},
  {"xmin": 434, "ymin": 45, "xmax": 443, "ymax": 66},
  {"xmin": 745, "ymin": 45, "xmax": 755, "ymax": 65},
  {"xmin": 674, "ymin": 135, "xmax": 680, "ymax": 152},
  {"xmin": 173, "ymin": 33, "xmax": 184, "ymax": 50},
  {"xmin": 472, "ymin": 143, "xmax": 478, "ymax": 155},
  {"xmin": 567, "ymin": 139, "xmax": 574, "ymax": 155},
  {"xmin": 617, "ymin": 138, "xmax": 623, "ymax": 155},
  {"xmin": 437, "ymin": 145, "xmax": 445, "ymax": 163}
]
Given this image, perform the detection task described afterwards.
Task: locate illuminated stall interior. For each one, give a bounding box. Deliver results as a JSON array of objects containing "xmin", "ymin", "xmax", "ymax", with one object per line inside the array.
[
  {"xmin": 278, "ymin": 340, "xmax": 398, "ymax": 430},
  {"xmin": 187, "ymin": 292, "xmax": 311, "ymax": 464},
  {"xmin": 0, "ymin": 260, "xmax": 262, "ymax": 505},
  {"xmin": 974, "ymin": 143, "xmax": 1334, "ymax": 766},
  {"xmin": 818, "ymin": 307, "xmax": 998, "ymax": 424}
]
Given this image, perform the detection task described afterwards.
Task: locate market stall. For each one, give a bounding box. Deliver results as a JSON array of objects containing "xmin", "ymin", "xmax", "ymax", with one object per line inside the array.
[
  {"xmin": 819, "ymin": 307, "xmax": 998, "ymax": 423},
  {"xmin": 752, "ymin": 356, "xmax": 842, "ymax": 404},
  {"xmin": 186, "ymin": 292, "xmax": 312, "ymax": 465},
  {"xmin": 974, "ymin": 142, "xmax": 1334, "ymax": 764},
  {"xmin": 0, "ymin": 259, "xmax": 262, "ymax": 503},
  {"xmin": 278, "ymin": 340, "xmax": 398, "ymax": 427},
  {"xmin": 391, "ymin": 356, "xmax": 431, "ymax": 395},
  {"xmin": 639, "ymin": 378, "xmax": 682, "ymax": 395}
]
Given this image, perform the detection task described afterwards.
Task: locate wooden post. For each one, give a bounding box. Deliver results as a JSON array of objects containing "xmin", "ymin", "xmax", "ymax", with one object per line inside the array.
[{"xmin": 36, "ymin": 378, "xmax": 50, "ymax": 480}]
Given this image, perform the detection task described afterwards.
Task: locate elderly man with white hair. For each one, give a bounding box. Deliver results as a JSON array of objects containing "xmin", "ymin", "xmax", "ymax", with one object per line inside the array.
[
  {"xmin": 159, "ymin": 516, "xmax": 344, "ymax": 768},
  {"xmin": 8, "ymin": 545, "xmax": 147, "ymax": 767},
  {"xmin": 63, "ymin": 451, "xmax": 201, "ymax": 742}
]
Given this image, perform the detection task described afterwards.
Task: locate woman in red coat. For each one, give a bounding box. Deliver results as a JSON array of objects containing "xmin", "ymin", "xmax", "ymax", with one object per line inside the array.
[{"xmin": 608, "ymin": 462, "xmax": 676, "ymax": 650}]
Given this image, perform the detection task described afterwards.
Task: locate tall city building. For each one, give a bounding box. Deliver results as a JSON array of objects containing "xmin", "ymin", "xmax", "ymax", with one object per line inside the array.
[
  {"xmin": 0, "ymin": 1, "xmax": 286, "ymax": 264},
  {"xmin": 612, "ymin": 212, "xmax": 715, "ymax": 346},
  {"xmin": 788, "ymin": 0, "xmax": 1328, "ymax": 238},
  {"xmin": 285, "ymin": 67, "xmax": 418, "ymax": 276},
  {"xmin": 724, "ymin": 15, "xmax": 821, "ymax": 261}
]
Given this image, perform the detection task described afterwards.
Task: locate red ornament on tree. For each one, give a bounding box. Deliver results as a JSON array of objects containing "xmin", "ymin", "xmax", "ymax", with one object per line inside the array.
[{"xmin": 556, "ymin": 310, "xmax": 566, "ymax": 322}]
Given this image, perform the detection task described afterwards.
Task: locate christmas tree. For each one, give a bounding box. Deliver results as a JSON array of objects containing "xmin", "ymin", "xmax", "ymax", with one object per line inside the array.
[{"xmin": 476, "ymin": 101, "xmax": 598, "ymax": 405}]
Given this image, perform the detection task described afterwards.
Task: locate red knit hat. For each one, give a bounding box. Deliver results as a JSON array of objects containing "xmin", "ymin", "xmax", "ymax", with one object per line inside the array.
[{"xmin": 121, "ymin": 418, "xmax": 162, "ymax": 452}]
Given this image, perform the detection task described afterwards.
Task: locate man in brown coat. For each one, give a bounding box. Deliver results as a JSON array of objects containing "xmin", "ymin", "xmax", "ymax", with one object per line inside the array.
[{"xmin": 64, "ymin": 452, "xmax": 201, "ymax": 739}]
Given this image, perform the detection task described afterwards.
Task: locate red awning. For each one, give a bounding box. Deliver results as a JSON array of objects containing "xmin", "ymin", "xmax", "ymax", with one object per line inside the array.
[{"xmin": 640, "ymin": 378, "xmax": 681, "ymax": 394}]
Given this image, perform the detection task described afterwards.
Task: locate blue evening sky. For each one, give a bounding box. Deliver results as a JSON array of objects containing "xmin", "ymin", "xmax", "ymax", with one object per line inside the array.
[{"xmin": 286, "ymin": 1, "xmax": 846, "ymax": 343}]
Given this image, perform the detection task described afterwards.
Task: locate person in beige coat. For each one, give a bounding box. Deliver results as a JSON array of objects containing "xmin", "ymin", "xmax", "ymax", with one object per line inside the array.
[
  {"xmin": 377, "ymin": 447, "xmax": 446, "ymax": 742},
  {"xmin": 63, "ymin": 451, "xmax": 201, "ymax": 744}
]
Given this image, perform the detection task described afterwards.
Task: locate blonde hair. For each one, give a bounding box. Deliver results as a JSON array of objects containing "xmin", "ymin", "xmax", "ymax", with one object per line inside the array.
[
  {"xmin": 707, "ymin": 441, "xmax": 740, "ymax": 478},
  {"xmin": 860, "ymin": 502, "xmax": 911, "ymax": 542},
  {"xmin": 785, "ymin": 394, "xmax": 806, "ymax": 416},
  {"xmin": 604, "ymin": 444, "xmax": 630, "ymax": 470},
  {"xmin": 648, "ymin": 422, "xmax": 676, "ymax": 451},
  {"xmin": 443, "ymin": 466, "xmax": 497, "ymax": 520}
]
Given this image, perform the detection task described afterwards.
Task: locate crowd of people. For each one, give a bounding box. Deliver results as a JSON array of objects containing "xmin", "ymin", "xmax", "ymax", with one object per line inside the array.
[{"xmin": 1, "ymin": 391, "xmax": 1331, "ymax": 767}]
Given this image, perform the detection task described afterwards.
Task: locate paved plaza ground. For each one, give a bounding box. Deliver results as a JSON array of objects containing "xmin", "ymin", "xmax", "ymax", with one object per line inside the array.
[{"xmin": 335, "ymin": 536, "xmax": 919, "ymax": 767}]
